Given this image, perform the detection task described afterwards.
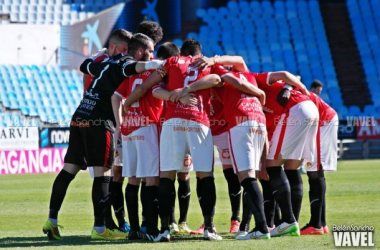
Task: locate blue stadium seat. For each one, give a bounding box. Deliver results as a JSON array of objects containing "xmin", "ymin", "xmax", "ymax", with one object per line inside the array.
[
  {"xmin": 0, "ymin": 64, "xmax": 81, "ymax": 125},
  {"xmin": 348, "ymin": 0, "xmax": 380, "ymax": 109},
  {"xmin": 364, "ymin": 105, "xmax": 376, "ymax": 116},
  {"xmin": 349, "ymin": 105, "xmax": 362, "ymax": 116}
]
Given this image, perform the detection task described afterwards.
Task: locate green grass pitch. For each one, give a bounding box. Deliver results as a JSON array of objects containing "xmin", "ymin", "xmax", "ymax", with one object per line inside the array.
[{"xmin": 0, "ymin": 160, "xmax": 379, "ymax": 249}]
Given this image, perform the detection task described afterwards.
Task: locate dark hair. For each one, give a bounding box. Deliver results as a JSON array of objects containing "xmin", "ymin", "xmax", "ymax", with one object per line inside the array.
[
  {"xmin": 180, "ymin": 38, "xmax": 202, "ymax": 56},
  {"xmin": 136, "ymin": 21, "xmax": 163, "ymax": 45},
  {"xmin": 109, "ymin": 29, "xmax": 132, "ymax": 44},
  {"xmin": 128, "ymin": 33, "xmax": 154, "ymax": 56},
  {"xmin": 157, "ymin": 42, "xmax": 180, "ymax": 59},
  {"xmin": 311, "ymin": 80, "xmax": 324, "ymax": 89}
]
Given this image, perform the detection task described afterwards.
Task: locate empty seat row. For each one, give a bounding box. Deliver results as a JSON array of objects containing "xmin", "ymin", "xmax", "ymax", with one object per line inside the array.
[
  {"xmin": 0, "ymin": 64, "xmax": 83, "ymax": 125},
  {"xmin": 189, "ymin": 0, "xmax": 343, "ymax": 110}
]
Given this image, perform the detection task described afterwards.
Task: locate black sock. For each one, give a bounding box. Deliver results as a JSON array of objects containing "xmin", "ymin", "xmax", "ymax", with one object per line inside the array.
[
  {"xmin": 321, "ymin": 178, "xmax": 327, "ymax": 227},
  {"xmin": 196, "ymin": 177, "xmax": 204, "ymax": 214},
  {"xmin": 170, "ymin": 182, "xmax": 177, "ymax": 224},
  {"xmin": 241, "ymin": 178, "xmax": 268, "ymax": 233},
  {"xmin": 285, "ymin": 169, "xmax": 303, "ymax": 222},
  {"xmin": 140, "ymin": 181, "xmax": 147, "ymax": 224},
  {"xmin": 239, "ymin": 191, "xmax": 252, "ymax": 232},
  {"xmin": 259, "ymin": 179, "xmax": 276, "ymax": 228},
  {"xmin": 125, "ymin": 183, "xmax": 140, "ymax": 231},
  {"xmin": 274, "ymin": 202, "xmax": 281, "ymax": 227},
  {"xmin": 307, "ymin": 171, "xmax": 326, "ymax": 228},
  {"xmin": 199, "ymin": 177, "xmax": 216, "ymax": 231},
  {"xmin": 158, "ymin": 178, "xmax": 175, "ymax": 232},
  {"xmin": 105, "ymin": 178, "xmax": 118, "ymax": 229},
  {"xmin": 92, "ymin": 176, "xmax": 111, "ymax": 227},
  {"xmin": 49, "ymin": 170, "xmax": 75, "ymax": 220},
  {"xmin": 267, "ymin": 167, "xmax": 295, "ymax": 224},
  {"xmin": 146, "ymin": 186, "xmax": 159, "ymax": 235},
  {"xmin": 104, "ymin": 203, "xmax": 118, "ymax": 230},
  {"xmin": 111, "ymin": 181, "xmax": 125, "ymax": 227},
  {"xmin": 223, "ymin": 168, "xmax": 241, "ymax": 221},
  {"xmin": 178, "ymin": 179, "xmax": 191, "ymax": 223}
]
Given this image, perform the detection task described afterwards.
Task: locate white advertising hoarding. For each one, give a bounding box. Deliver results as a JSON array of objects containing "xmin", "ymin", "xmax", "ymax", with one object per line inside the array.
[{"xmin": 0, "ymin": 127, "xmax": 39, "ymax": 150}]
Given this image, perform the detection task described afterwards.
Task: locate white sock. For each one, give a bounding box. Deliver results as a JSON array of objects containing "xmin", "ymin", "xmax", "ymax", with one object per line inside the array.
[
  {"xmin": 48, "ymin": 218, "xmax": 57, "ymax": 226},
  {"xmin": 94, "ymin": 226, "xmax": 106, "ymax": 234}
]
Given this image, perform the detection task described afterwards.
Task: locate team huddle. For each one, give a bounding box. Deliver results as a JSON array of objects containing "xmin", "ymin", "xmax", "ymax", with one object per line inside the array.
[{"xmin": 42, "ymin": 21, "xmax": 338, "ymax": 242}]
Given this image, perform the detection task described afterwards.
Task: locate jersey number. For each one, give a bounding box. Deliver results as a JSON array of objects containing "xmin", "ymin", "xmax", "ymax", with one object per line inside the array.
[
  {"xmin": 183, "ymin": 66, "xmax": 199, "ymax": 87},
  {"xmin": 131, "ymin": 78, "xmax": 143, "ymax": 107}
]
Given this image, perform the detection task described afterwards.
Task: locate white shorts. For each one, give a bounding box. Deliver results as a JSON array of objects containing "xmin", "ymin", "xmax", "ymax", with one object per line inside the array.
[
  {"xmin": 160, "ymin": 118, "xmax": 213, "ymax": 172},
  {"xmin": 121, "ymin": 124, "xmax": 159, "ymax": 178},
  {"xmin": 307, "ymin": 115, "xmax": 338, "ymax": 172},
  {"xmin": 268, "ymin": 101, "xmax": 319, "ymax": 162},
  {"xmin": 228, "ymin": 120, "xmax": 267, "ymax": 173},
  {"xmin": 177, "ymin": 154, "xmax": 194, "ymax": 173},
  {"xmin": 213, "ymin": 131, "xmax": 232, "ymax": 165}
]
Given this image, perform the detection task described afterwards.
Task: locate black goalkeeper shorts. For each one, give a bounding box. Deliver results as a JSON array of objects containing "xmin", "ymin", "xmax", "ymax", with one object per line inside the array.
[{"xmin": 64, "ymin": 124, "xmax": 114, "ymax": 169}]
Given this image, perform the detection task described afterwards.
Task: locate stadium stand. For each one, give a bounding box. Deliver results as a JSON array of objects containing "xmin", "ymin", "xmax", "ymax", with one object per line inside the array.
[
  {"xmin": 0, "ymin": 64, "xmax": 83, "ymax": 126},
  {"xmin": 174, "ymin": 0, "xmax": 380, "ymax": 119},
  {"xmin": 0, "ymin": 0, "xmax": 379, "ymax": 128},
  {"xmin": 181, "ymin": 0, "xmax": 342, "ymax": 112},
  {"xmin": 347, "ymin": 0, "xmax": 380, "ymax": 114},
  {"xmin": 0, "ymin": 0, "xmax": 125, "ymax": 25},
  {"xmin": 320, "ymin": 0, "xmax": 373, "ymax": 112}
]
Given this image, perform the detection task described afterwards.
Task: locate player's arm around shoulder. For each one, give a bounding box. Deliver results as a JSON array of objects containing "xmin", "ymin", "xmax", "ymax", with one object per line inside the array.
[
  {"xmin": 152, "ymin": 87, "xmax": 198, "ymax": 106},
  {"xmin": 191, "ymin": 55, "xmax": 248, "ymax": 72},
  {"xmin": 222, "ymin": 73, "xmax": 266, "ymax": 105},
  {"xmin": 120, "ymin": 55, "xmax": 164, "ymax": 77},
  {"xmin": 182, "ymin": 74, "xmax": 222, "ymax": 95},
  {"xmin": 170, "ymin": 74, "xmax": 222, "ymax": 103},
  {"xmin": 79, "ymin": 48, "xmax": 108, "ymax": 75},
  {"xmin": 123, "ymin": 71, "xmax": 163, "ymax": 112},
  {"xmin": 135, "ymin": 59, "xmax": 165, "ymax": 73},
  {"xmin": 268, "ymin": 71, "xmax": 309, "ymax": 96}
]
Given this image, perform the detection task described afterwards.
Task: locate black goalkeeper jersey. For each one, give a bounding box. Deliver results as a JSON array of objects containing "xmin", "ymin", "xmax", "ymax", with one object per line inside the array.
[{"xmin": 73, "ymin": 54, "xmax": 138, "ymax": 131}]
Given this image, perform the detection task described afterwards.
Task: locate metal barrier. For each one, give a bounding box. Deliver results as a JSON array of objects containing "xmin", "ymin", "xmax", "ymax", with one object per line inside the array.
[{"xmin": 338, "ymin": 139, "xmax": 380, "ymax": 159}]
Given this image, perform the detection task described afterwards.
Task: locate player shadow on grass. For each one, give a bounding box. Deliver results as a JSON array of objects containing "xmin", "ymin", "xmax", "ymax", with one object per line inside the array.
[
  {"xmin": 0, "ymin": 234, "xmax": 235, "ymax": 247},
  {"xmin": 0, "ymin": 235, "xmax": 134, "ymax": 248}
]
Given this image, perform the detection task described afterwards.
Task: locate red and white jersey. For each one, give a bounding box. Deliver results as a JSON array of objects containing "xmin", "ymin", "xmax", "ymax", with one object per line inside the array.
[
  {"xmin": 211, "ymin": 65, "xmax": 266, "ymax": 129},
  {"xmin": 308, "ymin": 91, "xmax": 337, "ymax": 126},
  {"xmin": 159, "ymin": 56, "xmax": 212, "ymax": 126},
  {"xmin": 209, "ymin": 95, "xmax": 228, "ymax": 135},
  {"xmin": 83, "ymin": 54, "xmax": 108, "ymax": 93},
  {"xmin": 115, "ymin": 70, "xmax": 163, "ymax": 135},
  {"xmin": 253, "ymin": 72, "xmax": 310, "ymax": 114}
]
